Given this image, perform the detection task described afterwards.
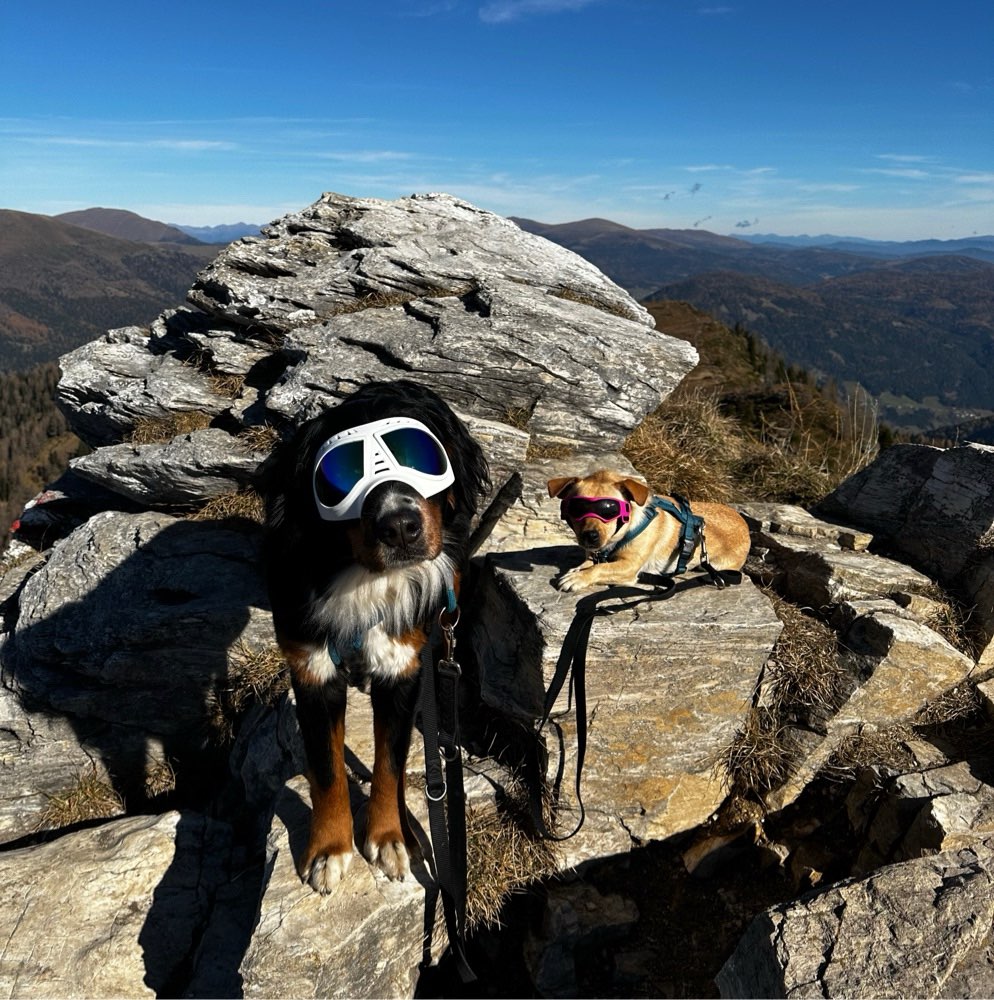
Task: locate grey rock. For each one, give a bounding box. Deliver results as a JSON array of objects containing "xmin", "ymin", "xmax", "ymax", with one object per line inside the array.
[
  {"xmin": 4, "ymin": 511, "xmax": 271, "ymax": 794},
  {"xmin": 749, "ymin": 527, "xmax": 934, "ymax": 610},
  {"xmin": 239, "ymin": 775, "xmax": 436, "ymax": 1000},
  {"xmin": 0, "ymin": 677, "xmax": 123, "ymax": 844},
  {"xmin": 837, "ymin": 610, "xmax": 974, "ymax": 727},
  {"xmin": 737, "ymin": 501, "xmax": 873, "ymax": 551},
  {"xmin": 472, "ymin": 543, "xmax": 782, "ymax": 866},
  {"xmin": 0, "ymin": 810, "xmax": 231, "ymax": 999},
  {"xmin": 717, "ymin": 842, "xmax": 994, "ymax": 999},
  {"xmin": 848, "ymin": 761, "xmax": 994, "ymax": 874},
  {"xmin": 57, "ymin": 327, "xmax": 229, "ymax": 447},
  {"xmin": 70, "ymin": 427, "xmax": 267, "ymax": 506},
  {"xmin": 190, "ymin": 191, "xmax": 651, "ymax": 333},
  {"xmin": 818, "ymin": 442, "xmax": 994, "ymax": 660},
  {"xmin": 524, "ymin": 882, "xmax": 639, "ymax": 998},
  {"xmin": 264, "ymin": 276, "xmax": 696, "ymax": 450}
]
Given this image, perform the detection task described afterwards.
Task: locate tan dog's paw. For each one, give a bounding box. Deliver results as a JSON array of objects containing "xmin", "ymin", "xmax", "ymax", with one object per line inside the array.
[
  {"xmin": 556, "ymin": 566, "xmax": 595, "ymax": 592},
  {"xmin": 364, "ymin": 836, "xmax": 412, "ymax": 881},
  {"xmin": 304, "ymin": 849, "xmax": 353, "ymax": 894}
]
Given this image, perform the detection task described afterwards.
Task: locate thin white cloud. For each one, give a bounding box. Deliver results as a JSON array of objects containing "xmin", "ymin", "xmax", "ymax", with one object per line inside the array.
[
  {"xmin": 315, "ymin": 150, "xmax": 415, "ymax": 163},
  {"xmin": 955, "ymin": 173, "xmax": 994, "ymax": 184},
  {"xmin": 876, "ymin": 153, "xmax": 932, "ymax": 164},
  {"xmin": 698, "ymin": 6, "xmax": 734, "ymax": 14},
  {"xmin": 24, "ymin": 135, "xmax": 238, "ymax": 152},
  {"xmin": 478, "ymin": 0, "xmax": 598, "ymax": 24},
  {"xmin": 684, "ymin": 163, "xmax": 733, "ymax": 173},
  {"xmin": 862, "ymin": 168, "xmax": 931, "ymax": 180}
]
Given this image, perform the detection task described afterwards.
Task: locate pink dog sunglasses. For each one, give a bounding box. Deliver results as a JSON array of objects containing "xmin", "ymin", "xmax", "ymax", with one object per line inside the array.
[{"xmin": 560, "ymin": 495, "xmax": 633, "ymax": 524}]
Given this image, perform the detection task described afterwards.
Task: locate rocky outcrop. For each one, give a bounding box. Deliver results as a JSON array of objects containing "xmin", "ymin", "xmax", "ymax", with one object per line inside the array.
[
  {"xmin": 1, "ymin": 191, "xmax": 991, "ymax": 998},
  {"xmin": 817, "ymin": 442, "xmax": 994, "ymax": 662},
  {"xmin": 717, "ymin": 842, "xmax": 994, "ymax": 999}
]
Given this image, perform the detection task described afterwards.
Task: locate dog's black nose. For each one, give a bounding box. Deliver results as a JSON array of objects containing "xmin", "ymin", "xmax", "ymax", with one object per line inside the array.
[
  {"xmin": 375, "ymin": 507, "xmax": 424, "ymax": 548},
  {"xmin": 580, "ymin": 528, "xmax": 601, "ymax": 548}
]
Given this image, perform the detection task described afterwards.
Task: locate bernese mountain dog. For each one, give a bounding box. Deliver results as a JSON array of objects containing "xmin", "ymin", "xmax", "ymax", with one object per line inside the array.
[{"xmin": 262, "ymin": 380, "xmax": 490, "ymax": 893}]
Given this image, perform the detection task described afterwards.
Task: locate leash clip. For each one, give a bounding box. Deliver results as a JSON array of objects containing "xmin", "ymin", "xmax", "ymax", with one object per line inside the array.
[{"xmin": 439, "ymin": 605, "xmax": 460, "ymax": 660}]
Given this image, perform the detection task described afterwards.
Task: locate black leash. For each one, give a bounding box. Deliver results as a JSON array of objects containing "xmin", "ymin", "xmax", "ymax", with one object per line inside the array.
[
  {"xmin": 527, "ymin": 582, "xmax": 679, "ymax": 841},
  {"xmin": 415, "ymin": 470, "xmax": 524, "ymax": 982},
  {"xmin": 417, "ymin": 607, "xmax": 475, "ymax": 983}
]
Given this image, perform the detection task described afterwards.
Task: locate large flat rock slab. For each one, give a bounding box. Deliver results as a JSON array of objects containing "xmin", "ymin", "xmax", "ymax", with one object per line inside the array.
[{"xmin": 473, "ymin": 547, "xmax": 782, "ymax": 866}]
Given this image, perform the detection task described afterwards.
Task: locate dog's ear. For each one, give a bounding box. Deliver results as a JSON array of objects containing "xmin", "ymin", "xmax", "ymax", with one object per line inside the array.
[
  {"xmin": 619, "ymin": 478, "xmax": 651, "ymax": 506},
  {"xmin": 547, "ymin": 476, "xmax": 578, "ymax": 498}
]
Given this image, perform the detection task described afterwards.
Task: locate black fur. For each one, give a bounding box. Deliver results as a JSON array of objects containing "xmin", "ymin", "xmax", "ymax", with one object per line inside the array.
[{"xmin": 259, "ymin": 379, "xmax": 490, "ymax": 889}]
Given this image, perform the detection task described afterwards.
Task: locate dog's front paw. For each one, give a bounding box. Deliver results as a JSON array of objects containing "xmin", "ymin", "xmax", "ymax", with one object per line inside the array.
[
  {"xmin": 556, "ymin": 567, "xmax": 593, "ymax": 592},
  {"xmin": 304, "ymin": 848, "xmax": 353, "ymax": 894},
  {"xmin": 364, "ymin": 836, "xmax": 412, "ymax": 881}
]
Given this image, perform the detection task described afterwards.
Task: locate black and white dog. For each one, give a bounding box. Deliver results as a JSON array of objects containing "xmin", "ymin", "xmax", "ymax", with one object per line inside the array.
[{"xmin": 262, "ymin": 380, "xmax": 490, "ymax": 893}]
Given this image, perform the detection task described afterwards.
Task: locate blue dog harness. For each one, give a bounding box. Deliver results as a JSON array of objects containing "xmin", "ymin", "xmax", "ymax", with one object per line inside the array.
[{"xmin": 594, "ymin": 494, "xmax": 726, "ymax": 587}]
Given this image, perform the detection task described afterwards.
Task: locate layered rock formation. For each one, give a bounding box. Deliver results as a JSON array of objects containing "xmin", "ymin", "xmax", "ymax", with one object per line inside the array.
[{"xmin": 1, "ymin": 191, "xmax": 992, "ymax": 998}]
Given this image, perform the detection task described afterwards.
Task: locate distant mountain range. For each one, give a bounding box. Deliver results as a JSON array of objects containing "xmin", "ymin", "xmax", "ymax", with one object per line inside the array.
[
  {"xmin": 4, "ymin": 205, "xmax": 993, "ymax": 435},
  {"xmin": 172, "ymin": 222, "xmax": 262, "ymax": 243},
  {"xmin": 0, "ymin": 210, "xmax": 216, "ymax": 371},
  {"xmin": 736, "ymin": 232, "xmax": 994, "ymax": 260},
  {"xmin": 512, "ymin": 217, "xmax": 994, "ymax": 433},
  {"xmin": 55, "ymin": 208, "xmax": 205, "ymax": 246}
]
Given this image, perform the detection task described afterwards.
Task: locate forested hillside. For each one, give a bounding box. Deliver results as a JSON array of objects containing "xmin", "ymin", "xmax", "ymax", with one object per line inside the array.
[{"xmin": 0, "ymin": 363, "xmax": 85, "ymax": 544}]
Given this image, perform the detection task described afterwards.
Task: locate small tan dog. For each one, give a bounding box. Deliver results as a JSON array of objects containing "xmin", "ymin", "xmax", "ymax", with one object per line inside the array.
[{"xmin": 548, "ymin": 469, "xmax": 751, "ymax": 592}]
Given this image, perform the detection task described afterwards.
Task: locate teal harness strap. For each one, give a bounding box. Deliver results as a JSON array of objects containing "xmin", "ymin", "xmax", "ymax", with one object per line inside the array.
[{"xmin": 593, "ymin": 495, "xmax": 705, "ymax": 576}]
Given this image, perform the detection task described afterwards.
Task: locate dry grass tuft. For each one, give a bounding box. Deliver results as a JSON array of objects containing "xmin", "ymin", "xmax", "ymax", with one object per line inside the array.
[
  {"xmin": 550, "ymin": 286, "xmax": 638, "ymax": 321},
  {"xmin": 719, "ymin": 709, "xmax": 798, "ymax": 797},
  {"xmin": 208, "ymin": 641, "xmax": 290, "ymax": 744},
  {"xmin": 824, "ymin": 724, "xmax": 918, "ymax": 779},
  {"xmin": 144, "ymin": 759, "xmax": 177, "ymax": 799},
  {"xmin": 128, "ymin": 411, "xmax": 213, "ymax": 445},
  {"xmin": 718, "ymin": 590, "xmax": 845, "ymax": 799},
  {"xmin": 502, "ymin": 406, "xmax": 532, "ymax": 431},
  {"xmin": 239, "ymin": 423, "xmax": 280, "ymax": 454},
  {"xmin": 907, "ymin": 582, "xmax": 978, "ymax": 659},
  {"xmin": 40, "ymin": 770, "xmax": 124, "ymax": 830},
  {"xmin": 464, "ymin": 776, "xmax": 560, "ymax": 930},
  {"xmin": 624, "ymin": 381, "xmax": 880, "ymax": 507},
  {"xmin": 525, "ymin": 440, "xmax": 575, "ymax": 461},
  {"xmin": 624, "ymin": 390, "xmax": 745, "ymax": 502},
  {"xmin": 189, "ymin": 489, "xmax": 266, "ymax": 524},
  {"xmin": 208, "ymin": 372, "xmax": 247, "ymax": 398},
  {"xmin": 913, "ymin": 682, "xmax": 982, "ymax": 728},
  {"xmin": 763, "ymin": 593, "xmax": 846, "ymax": 716}
]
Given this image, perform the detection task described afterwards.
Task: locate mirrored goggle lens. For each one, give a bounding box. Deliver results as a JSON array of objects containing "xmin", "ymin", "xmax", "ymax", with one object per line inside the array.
[
  {"xmin": 564, "ymin": 497, "xmax": 624, "ymax": 521},
  {"xmin": 315, "ymin": 440, "xmax": 364, "ymax": 507},
  {"xmin": 381, "ymin": 427, "xmax": 449, "ymax": 477}
]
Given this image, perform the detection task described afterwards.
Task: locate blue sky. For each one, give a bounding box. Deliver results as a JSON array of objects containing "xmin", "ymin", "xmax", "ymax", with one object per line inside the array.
[{"xmin": 2, "ymin": 0, "xmax": 992, "ymax": 239}]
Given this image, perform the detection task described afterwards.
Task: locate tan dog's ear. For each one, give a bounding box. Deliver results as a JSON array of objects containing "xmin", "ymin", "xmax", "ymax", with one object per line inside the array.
[
  {"xmin": 619, "ymin": 478, "xmax": 650, "ymax": 506},
  {"xmin": 547, "ymin": 476, "xmax": 578, "ymax": 498}
]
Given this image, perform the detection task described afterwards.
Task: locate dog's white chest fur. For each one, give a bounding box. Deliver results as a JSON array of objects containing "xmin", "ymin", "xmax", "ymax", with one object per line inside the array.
[{"xmin": 305, "ymin": 555, "xmax": 454, "ymax": 685}]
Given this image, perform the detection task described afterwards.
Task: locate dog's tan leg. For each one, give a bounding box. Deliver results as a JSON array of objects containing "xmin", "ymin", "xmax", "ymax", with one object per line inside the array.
[
  {"xmin": 556, "ymin": 558, "xmax": 642, "ymax": 592},
  {"xmin": 364, "ymin": 669, "xmax": 421, "ymax": 880},
  {"xmin": 283, "ymin": 642, "xmax": 355, "ymax": 894},
  {"xmin": 302, "ymin": 704, "xmax": 354, "ymax": 893}
]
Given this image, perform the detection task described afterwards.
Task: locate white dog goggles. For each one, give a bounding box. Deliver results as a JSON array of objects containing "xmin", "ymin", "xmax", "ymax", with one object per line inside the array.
[{"xmin": 312, "ymin": 417, "xmax": 454, "ymax": 522}]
